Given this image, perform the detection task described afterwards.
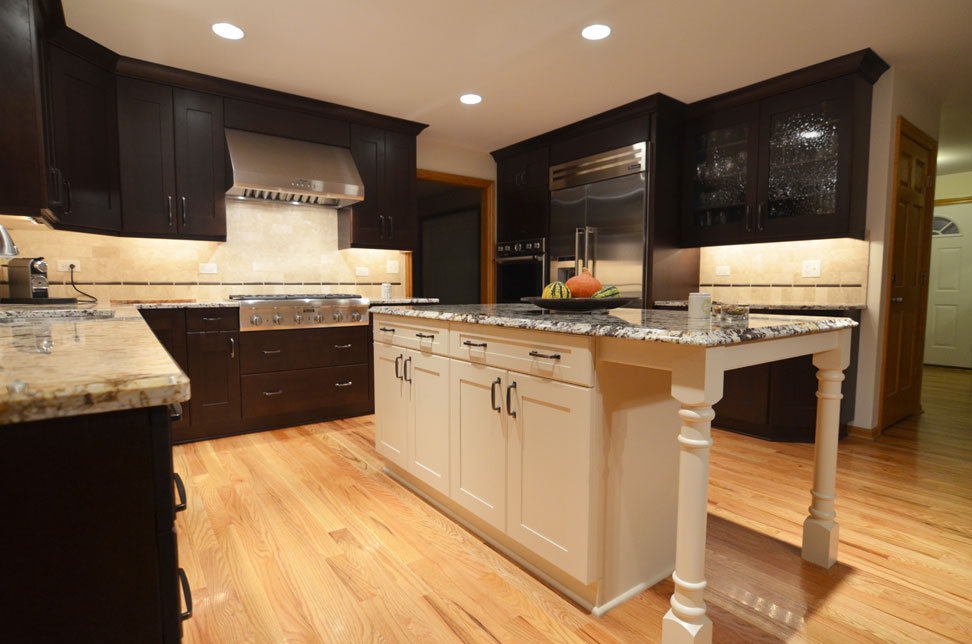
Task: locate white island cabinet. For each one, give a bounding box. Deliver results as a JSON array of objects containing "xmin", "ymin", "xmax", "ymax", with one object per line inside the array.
[{"xmin": 372, "ymin": 304, "xmax": 856, "ymax": 644}]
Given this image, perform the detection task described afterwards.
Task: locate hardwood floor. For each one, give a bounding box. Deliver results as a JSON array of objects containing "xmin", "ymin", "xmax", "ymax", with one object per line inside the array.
[{"xmin": 173, "ymin": 366, "xmax": 972, "ymax": 643}]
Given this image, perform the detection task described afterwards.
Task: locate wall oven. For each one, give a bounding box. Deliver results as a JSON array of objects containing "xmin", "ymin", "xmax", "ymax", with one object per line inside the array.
[{"xmin": 495, "ymin": 238, "xmax": 546, "ymax": 303}]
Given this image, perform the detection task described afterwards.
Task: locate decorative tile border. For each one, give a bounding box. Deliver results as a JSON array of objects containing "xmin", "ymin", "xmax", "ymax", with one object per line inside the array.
[
  {"xmin": 699, "ymin": 283, "xmax": 862, "ymax": 288},
  {"xmin": 44, "ymin": 280, "xmax": 402, "ymax": 287}
]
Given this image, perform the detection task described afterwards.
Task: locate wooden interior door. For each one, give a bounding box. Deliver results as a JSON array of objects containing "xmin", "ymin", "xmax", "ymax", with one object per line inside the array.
[
  {"xmin": 880, "ymin": 118, "xmax": 937, "ymax": 430},
  {"xmin": 407, "ymin": 350, "xmax": 450, "ymax": 495}
]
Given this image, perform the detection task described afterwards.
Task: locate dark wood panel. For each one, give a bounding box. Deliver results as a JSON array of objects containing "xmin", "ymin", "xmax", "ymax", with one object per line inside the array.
[
  {"xmin": 548, "ymin": 115, "xmax": 650, "ymax": 165},
  {"xmin": 140, "ymin": 308, "xmax": 190, "ymax": 432},
  {"xmin": 343, "ymin": 124, "xmax": 384, "ymax": 246},
  {"xmin": 0, "ymin": 0, "xmax": 48, "ymax": 217},
  {"xmin": 241, "ymin": 364, "xmax": 369, "ymax": 419},
  {"xmin": 174, "ymin": 88, "xmax": 225, "ymax": 238},
  {"xmin": 497, "ymin": 146, "xmax": 549, "ymax": 243},
  {"xmin": 240, "ymin": 326, "xmax": 368, "ymax": 374},
  {"xmin": 117, "ymin": 77, "xmax": 176, "ymax": 235},
  {"xmin": 47, "ymin": 43, "xmax": 120, "ymax": 232},
  {"xmin": 384, "ymin": 129, "xmax": 417, "ymax": 249},
  {"xmin": 185, "ymin": 331, "xmax": 241, "ymax": 434},
  {"xmin": 714, "ymin": 363, "xmax": 771, "ymax": 436},
  {"xmin": 224, "ymin": 97, "xmax": 349, "ymax": 147},
  {"xmin": 185, "ymin": 307, "xmax": 239, "ymax": 332}
]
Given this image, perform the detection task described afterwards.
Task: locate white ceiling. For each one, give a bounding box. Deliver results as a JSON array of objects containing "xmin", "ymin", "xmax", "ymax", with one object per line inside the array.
[{"xmin": 64, "ymin": 0, "xmax": 972, "ymax": 171}]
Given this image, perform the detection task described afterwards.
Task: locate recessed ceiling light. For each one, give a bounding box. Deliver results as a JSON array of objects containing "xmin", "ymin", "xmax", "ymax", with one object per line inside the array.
[
  {"xmin": 460, "ymin": 94, "xmax": 482, "ymax": 105},
  {"xmin": 581, "ymin": 24, "xmax": 611, "ymax": 40},
  {"xmin": 212, "ymin": 22, "xmax": 244, "ymax": 40}
]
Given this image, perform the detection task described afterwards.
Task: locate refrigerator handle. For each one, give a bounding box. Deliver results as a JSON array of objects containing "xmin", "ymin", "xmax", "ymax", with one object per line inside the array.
[
  {"xmin": 574, "ymin": 227, "xmax": 582, "ymax": 276},
  {"xmin": 584, "ymin": 227, "xmax": 596, "ymax": 273}
]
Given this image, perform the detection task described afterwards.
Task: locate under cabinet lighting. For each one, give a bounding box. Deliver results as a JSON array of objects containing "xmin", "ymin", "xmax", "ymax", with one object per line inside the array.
[
  {"xmin": 460, "ymin": 94, "xmax": 482, "ymax": 105},
  {"xmin": 581, "ymin": 24, "xmax": 611, "ymax": 40},
  {"xmin": 212, "ymin": 23, "xmax": 245, "ymax": 40}
]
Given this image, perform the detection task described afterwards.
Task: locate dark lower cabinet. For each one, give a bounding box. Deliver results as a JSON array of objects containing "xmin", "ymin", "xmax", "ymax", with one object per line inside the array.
[
  {"xmin": 140, "ymin": 308, "xmax": 190, "ymax": 432},
  {"xmin": 185, "ymin": 328, "xmax": 242, "ymax": 437},
  {"xmin": 0, "ymin": 405, "xmax": 190, "ymax": 643}
]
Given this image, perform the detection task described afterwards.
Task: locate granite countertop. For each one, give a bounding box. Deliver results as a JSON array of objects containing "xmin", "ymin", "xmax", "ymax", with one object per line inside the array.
[
  {"xmin": 654, "ymin": 300, "xmax": 866, "ymax": 311},
  {"xmin": 370, "ymin": 303, "xmax": 857, "ymax": 347},
  {"xmin": 126, "ymin": 297, "xmax": 439, "ymax": 309},
  {"xmin": 0, "ymin": 304, "xmax": 190, "ymax": 425}
]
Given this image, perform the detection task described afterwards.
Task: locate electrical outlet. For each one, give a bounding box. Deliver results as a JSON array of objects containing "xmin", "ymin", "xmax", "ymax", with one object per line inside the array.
[
  {"xmin": 386, "ymin": 260, "xmax": 400, "ymax": 274},
  {"xmin": 355, "ymin": 266, "xmax": 369, "ymax": 277},
  {"xmin": 715, "ymin": 265, "xmax": 731, "ymax": 276},
  {"xmin": 802, "ymin": 259, "xmax": 821, "ymax": 278},
  {"xmin": 198, "ymin": 263, "xmax": 218, "ymax": 274},
  {"xmin": 57, "ymin": 260, "xmax": 80, "ymax": 273}
]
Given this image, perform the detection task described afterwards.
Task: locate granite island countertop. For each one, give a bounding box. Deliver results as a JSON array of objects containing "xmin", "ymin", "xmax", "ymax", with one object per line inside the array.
[
  {"xmin": 369, "ymin": 303, "xmax": 857, "ymax": 347},
  {"xmin": 654, "ymin": 300, "xmax": 866, "ymax": 311},
  {"xmin": 0, "ymin": 304, "xmax": 190, "ymax": 425},
  {"xmin": 122, "ymin": 297, "xmax": 439, "ymax": 309}
]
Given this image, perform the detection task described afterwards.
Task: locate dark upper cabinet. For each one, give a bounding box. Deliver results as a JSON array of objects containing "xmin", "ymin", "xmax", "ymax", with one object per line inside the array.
[
  {"xmin": 0, "ymin": 0, "xmax": 50, "ymax": 217},
  {"xmin": 224, "ymin": 98, "xmax": 349, "ymax": 147},
  {"xmin": 46, "ymin": 44, "xmax": 121, "ymax": 232},
  {"xmin": 682, "ymin": 73, "xmax": 877, "ymax": 247},
  {"xmin": 173, "ymin": 88, "xmax": 226, "ymax": 237},
  {"xmin": 496, "ymin": 146, "xmax": 549, "ymax": 243},
  {"xmin": 117, "ymin": 77, "xmax": 226, "ymax": 239},
  {"xmin": 339, "ymin": 125, "xmax": 417, "ymax": 250}
]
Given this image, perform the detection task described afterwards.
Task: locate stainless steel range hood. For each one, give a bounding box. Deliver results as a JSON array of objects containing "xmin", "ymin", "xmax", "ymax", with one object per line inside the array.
[{"xmin": 225, "ymin": 128, "xmax": 364, "ymax": 208}]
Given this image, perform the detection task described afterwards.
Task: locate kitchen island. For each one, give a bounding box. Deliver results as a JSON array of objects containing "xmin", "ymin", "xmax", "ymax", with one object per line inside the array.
[{"xmin": 370, "ymin": 303, "xmax": 856, "ymax": 644}]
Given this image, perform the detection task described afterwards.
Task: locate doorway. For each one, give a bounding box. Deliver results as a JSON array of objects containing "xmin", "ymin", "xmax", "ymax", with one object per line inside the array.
[
  {"xmin": 414, "ymin": 170, "xmax": 495, "ymax": 304},
  {"xmin": 924, "ymin": 196, "xmax": 972, "ymax": 368},
  {"xmin": 879, "ymin": 117, "xmax": 938, "ymax": 430}
]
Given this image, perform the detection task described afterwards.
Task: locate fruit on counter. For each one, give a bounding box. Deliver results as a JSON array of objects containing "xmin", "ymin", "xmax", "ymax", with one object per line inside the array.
[
  {"xmin": 593, "ymin": 285, "xmax": 620, "ymax": 298},
  {"xmin": 565, "ymin": 270, "xmax": 602, "ymax": 298},
  {"xmin": 542, "ymin": 281, "xmax": 571, "ymax": 298}
]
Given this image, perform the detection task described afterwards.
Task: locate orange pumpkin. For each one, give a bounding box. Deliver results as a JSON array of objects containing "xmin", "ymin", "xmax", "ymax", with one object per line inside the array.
[{"xmin": 565, "ymin": 270, "xmax": 602, "ymax": 298}]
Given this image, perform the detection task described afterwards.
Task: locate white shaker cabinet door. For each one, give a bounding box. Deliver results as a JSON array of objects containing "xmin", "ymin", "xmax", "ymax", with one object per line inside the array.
[
  {"xmin": 374, "ymin": 342, "xmax": 409, "ymax": 469},
  {"xmin": 407, "ymin": 350, "xmax": 451, "ymax": 495},
  {"xmin": 506, "ymin": 372, "xmax": 597, "ymax": 584},
  {"xmin": 449, "ymin": 359, "xmax": 509, "ymax": 531}
]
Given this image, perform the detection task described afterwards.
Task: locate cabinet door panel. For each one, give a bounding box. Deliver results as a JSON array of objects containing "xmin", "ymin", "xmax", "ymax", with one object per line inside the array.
[
  {"xmin": 374, "ymin": 342, "xmax": 408, "ymax": 468},
  {"xmin": 346, "ymin": 125, "xmax": 384, "ymax": 246},
  {"xmin": 507, "ymin": 373, "xmax": 596, "ymax": 583},
  {"xmin": 48, "ymin": 45, "xmax": 120, "ymax": 232},
  {"xmin": 407, "ymin": 350, "xmax": 450, "ymax": 495},
  {"xmin": 139, "ymin": 308, "xmax": 191, "ymax": 436},
  {"xmin": 384, "ymin": 130, "xmax": 416, "ymax": 249},
  {"xmin": 174, "ymin": 89, "xmax": 225, "ymax": 238},
  {"xmin": 497, "ymin": 147, "xmax": 549, "ymax": 243},
  {"xmin": 186, "ymin": 331, "xmax": 241, "ymax": 431},
  {"xmin": 117, "ymin": 77, "xmax": 176, "ymax": 235},
  {"xmin": 449, "ymin": 359, "xmax": 507, "ymax": 530}
]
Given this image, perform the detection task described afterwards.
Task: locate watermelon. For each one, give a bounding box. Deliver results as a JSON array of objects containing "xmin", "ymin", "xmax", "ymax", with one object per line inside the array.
[
  {"xmin": 542, "ymin": 281, "xmax": 571, "ymax": 299},
  {"xmin": 593, "ymin": 285, "xmax": 620, "ymax": 299}
]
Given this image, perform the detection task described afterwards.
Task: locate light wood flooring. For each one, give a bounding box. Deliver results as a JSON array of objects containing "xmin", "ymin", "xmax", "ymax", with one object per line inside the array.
[{"xmin": 173, "ymin": 366, "xmax": 972, "ymax": 643}]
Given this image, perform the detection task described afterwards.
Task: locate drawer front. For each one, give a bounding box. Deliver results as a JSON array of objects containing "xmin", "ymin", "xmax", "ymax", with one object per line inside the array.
[
  {"xmin": 240, "ymin": 326, "xmax": 368, "ymax": 374},
  {"xmin": 242, "ymin": 364, "xmax": 369, "ymax": 419},
  {"xmin": 373, "ymin": 315, "xmax": 450, "ymax": 355},
  {"xmin": 186, "ymin": 307, "xmax": 239, "ymax": 331},
  {"xmin": 450, "ymin": 323, "xmax": 594, "ymax": 386}
]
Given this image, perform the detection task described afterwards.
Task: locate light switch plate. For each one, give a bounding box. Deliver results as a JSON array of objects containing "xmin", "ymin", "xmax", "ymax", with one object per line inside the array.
[
  {"xmin": 386, "ymin": 260, "xmax": 400, "ymax": 274},
  {"xmin": 355, "ymin": 266, "xmax": 369, "ymax": 276},
  {"xmin": 715, "ymin": 265, "xmax": 731, "ymax": 276},
  {"xmin": 56, "ymin": 260, "xmax": 80, "ymax": 273},
  {"xmin": 802, "ymin": 259, "xmax": 821, "ymax": 278},
  {"xmin": 198, "ymin": 263, "xmax": 218, "ymax": 274}
]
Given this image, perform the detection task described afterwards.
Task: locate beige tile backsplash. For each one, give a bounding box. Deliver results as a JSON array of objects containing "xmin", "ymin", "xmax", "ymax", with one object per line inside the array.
[
  {"xmin": 699, "ymin": 237, "xmax": 869, "ymax": 306},
  {"xmin": 0, "ymin": 200, "xmax": 407, "ymax": 302}
]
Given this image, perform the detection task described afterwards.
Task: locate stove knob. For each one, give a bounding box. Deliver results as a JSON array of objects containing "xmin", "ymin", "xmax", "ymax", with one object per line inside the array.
[
  {"xmin": 351, "ymin": 311, "xmax": 362, "ymax": 322},
  {"xmin": 312, "ymin": 312, "xmax": 322, "ymax": 323},
  {"xmin": 250, "ymin": 314, "xmax": 262, "ymax": 326},
  {"xmin": 514, "ymin": 242, "xmax": 523, "ymax": 252},
  {"xmin": 333, "ymin": 311, "xmax": 344, "ymax": 322},
  {"xmin": 294, "ymin": 313, "xmax": 303, "ymax": 324},
  {"xmin": 273, "ymin": 313, "xmax": 282, "ymax": 325}
]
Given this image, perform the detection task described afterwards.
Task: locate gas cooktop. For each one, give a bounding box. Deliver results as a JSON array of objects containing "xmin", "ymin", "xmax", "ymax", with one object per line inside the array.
[
  {"xmin": 229, "ymin": 293, "xmax": 362, "ymax": 300},
  {"xmin": 232, "ymin": 294, "xmax": 371, "ymax": 331}
]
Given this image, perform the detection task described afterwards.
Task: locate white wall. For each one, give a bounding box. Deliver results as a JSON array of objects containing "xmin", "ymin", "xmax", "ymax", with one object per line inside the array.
[
  {"xmin": 416, "ymin": 136, "xmax": 497, "ymax": 181},
  {"xmin": 851, "ymin": 68, "xmax": 942, "ymax": 430},
  {"xmin": 937, "ymin": 170, "xmax": 972, "ymax": 199}
]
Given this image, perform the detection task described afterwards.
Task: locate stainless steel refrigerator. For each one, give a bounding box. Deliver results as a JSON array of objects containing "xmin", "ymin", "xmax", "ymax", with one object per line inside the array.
[{"xmin": 549, "ymin": 142, "xmax": 647, "ymax": 306}]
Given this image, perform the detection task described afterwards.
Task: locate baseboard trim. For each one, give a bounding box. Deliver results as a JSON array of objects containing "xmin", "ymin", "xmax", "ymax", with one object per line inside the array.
[{"xmin": 847, "ymin": 423, "xmax": 881, "ymax": 440}]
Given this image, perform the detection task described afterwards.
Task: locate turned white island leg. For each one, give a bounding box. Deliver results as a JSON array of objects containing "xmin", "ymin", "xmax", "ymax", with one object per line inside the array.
[
  {"xmin": 803, "ymin": 333, "xmax": 851, "ymax": 568},
  {"xmin": 663, "ymin": 359, "xmax": 722, "ymax": 644}
]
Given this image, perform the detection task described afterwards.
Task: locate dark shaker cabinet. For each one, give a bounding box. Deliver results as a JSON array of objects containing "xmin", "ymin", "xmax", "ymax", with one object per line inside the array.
[
  {"xmin": 496, "ymin": 146, "xmax": 549, "ymax": 242},
  {"xmin": 184, "ymin": 308, "xmax": 241, "ymax": 440},
  {"xmin": 46, "ymin": 44, "xmax": 121, "ymax": 232},
  {"xmin": 141, "ymin": 308, "xmax": 191, "ymax": 433},
  {"xmin": 118, "ymin": 77, "xmax": 226, "ymax": 239},
  {"xmin": 339, "ymin": 126, "xmax": 417, "ymax": 249}
]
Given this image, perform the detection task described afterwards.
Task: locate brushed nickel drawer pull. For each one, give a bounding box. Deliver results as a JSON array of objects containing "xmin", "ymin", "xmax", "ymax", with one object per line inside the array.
[
  {"xmin": 416, "ymin": 332, "xmax": 435, "ymax": 339},
  {"xmin": 334, "ymin": 344, "xmax": 352, "ymax": 349},
  {"xmin": 335, "ymin": 381, "xmax": 353, "ymax": 387},
  {"xmin": 379, "ymin": 327, "xmax": 396, "ymax": 333},
  {"xmin": 463, "ymin": 340, "xmax": 488, "ymax": 348},
  {"xmin": 529, "ymin": 350, "xmax": 561, "ymax": 360},
  {"xmin": 262, "ymin": 349, "xmax": 282, "ymax": 355},
  {"xmin": 263, "ymin": 389, "xmax": 283, "ymax": 396},
  {"xmin": 202, "ymin": 317, "xmax": 221, "ymax": 322}
]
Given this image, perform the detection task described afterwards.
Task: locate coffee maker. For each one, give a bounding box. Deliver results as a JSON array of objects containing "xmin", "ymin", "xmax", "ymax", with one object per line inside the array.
[{"xmin": 2, "ymin": 257, "xmax": 77, "ymax": 304}]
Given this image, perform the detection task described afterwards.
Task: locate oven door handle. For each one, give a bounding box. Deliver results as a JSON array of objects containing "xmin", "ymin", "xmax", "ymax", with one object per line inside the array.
[{"xmin": 494, "ymin": 255, "xmax": 545, "ymax": 263}]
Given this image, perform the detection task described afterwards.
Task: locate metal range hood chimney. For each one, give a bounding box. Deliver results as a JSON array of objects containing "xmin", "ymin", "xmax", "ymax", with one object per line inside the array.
[{"xmin": 225, "ymin": 128, "xmax": 365, "ymax": 208}]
